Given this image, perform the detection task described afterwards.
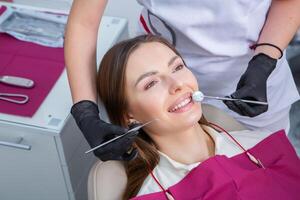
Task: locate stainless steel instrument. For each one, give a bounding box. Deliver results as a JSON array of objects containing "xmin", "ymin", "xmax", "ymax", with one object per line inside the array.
[
  {"xmin": 0, "ymin": 93, "xmax": 29, "ymax": 104},
  {"xmin": 0, "ymin": 75, "xmax": 34, "ymax": 88},
  {"xmin": 192, "ymin": 91, "xmax": 268, "ymax": 105},
  {"xmin": 206, "ymin": 95, "xmax": 268, "ymax": 105},
  {"xmin": 85, "ymin": 119, "xmax": 158, "ymax": 154}
]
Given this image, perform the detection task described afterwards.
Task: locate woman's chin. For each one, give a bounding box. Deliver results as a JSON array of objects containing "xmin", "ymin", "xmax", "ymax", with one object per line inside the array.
[
  {"xmin": 172, "ymin": 105, "xmax": 202, "ymax": 124},
  {"xmin": 147, "ymin": 105, "xmax": 202, "ymax": 133},
  {"xmin": 170, "ymin": 112, "xmax": 202, "ymax": 131},
  {"xmin": 183, "ymin": 115, "xmax": 202, "ymax": 127}
]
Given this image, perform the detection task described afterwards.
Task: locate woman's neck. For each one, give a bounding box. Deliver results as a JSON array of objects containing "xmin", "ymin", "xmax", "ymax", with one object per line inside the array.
[{"xmin": 152, "ymin": 124, "xmax": 215, "ymax": 165}]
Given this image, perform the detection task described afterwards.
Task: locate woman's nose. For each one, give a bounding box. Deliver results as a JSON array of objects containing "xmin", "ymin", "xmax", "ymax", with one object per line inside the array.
[{"xmin": 168, "ymin": 77, "xmax": 184, "ymax": 94}]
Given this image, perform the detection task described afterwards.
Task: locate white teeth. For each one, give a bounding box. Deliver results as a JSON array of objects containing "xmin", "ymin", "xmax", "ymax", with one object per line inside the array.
[{"xmin": 170, "ymin": 97, "xmax": 191, "ymax": 112}]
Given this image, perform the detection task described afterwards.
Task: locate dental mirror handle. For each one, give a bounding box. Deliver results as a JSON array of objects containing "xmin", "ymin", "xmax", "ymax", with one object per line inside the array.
[
  {"xmin": 192, "ymin": 91, "xmax": 268, "ymax": 105},
  {"xmin": 204, "ymin": 95, "xmax": 268, "ymax": 105}
]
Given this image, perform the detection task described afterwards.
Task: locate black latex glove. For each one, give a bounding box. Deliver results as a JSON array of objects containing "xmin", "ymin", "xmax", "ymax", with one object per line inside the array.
[
  {"xmin": 71, "ymin": 100, "xmax": 138, "ymax": 161},
  {"xmin": 223, "ymin": 53, "xmax": 277, "ymax": 117}
]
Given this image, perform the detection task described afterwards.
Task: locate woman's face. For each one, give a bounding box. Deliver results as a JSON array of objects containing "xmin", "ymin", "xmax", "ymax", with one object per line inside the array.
[{"xmin": 125, "ymin": 42, "xmax": 202, "ymax": 135}]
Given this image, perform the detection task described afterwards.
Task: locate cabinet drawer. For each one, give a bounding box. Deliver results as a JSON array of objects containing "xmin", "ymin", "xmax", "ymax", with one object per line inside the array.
[{"xmin": 0, "ymin": 122, "xmax": 69, "ymax": 200}]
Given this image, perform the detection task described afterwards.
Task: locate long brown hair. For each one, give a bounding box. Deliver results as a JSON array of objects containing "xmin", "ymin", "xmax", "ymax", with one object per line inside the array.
[{"xmin": 97, "ymin": 35, "xmax": 210, "ymax": 199}]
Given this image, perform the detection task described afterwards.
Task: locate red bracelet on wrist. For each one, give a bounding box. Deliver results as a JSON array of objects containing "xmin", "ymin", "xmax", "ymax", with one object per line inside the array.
[{"xmin": 250, "ymin": 43, "xmax": 283, "ymax": 59}]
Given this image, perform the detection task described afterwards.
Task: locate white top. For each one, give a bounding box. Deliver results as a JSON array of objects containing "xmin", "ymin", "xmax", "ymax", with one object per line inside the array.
[
  {"xmin": 137, "ymin": 126, "xmax": 272, "ymax": 196},
  {"xmin": 136, "ymin": 0, "xmax": 300, "ymax": 130}
]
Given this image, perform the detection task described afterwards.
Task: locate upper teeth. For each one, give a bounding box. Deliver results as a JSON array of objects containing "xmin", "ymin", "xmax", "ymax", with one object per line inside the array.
[{"xmin": 170, "ymin": 97, "xmax": 191, "ymax": 112}]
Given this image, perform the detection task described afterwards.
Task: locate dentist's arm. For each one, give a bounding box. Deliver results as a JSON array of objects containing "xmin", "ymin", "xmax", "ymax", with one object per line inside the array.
[
  {"xmin": 64, "ymin": 0, "xmax": 138, "ymax": 161},
  {"xmin": 65, "ymin": 0, "xmax": 105, "ymax": 103},
  {"xmin": 224, "ymin": 0, "xmax": 300, "ymax": 117},
  {"xmin": 255, "ymin": 0, "xmax": 300, "ymax": 58}
]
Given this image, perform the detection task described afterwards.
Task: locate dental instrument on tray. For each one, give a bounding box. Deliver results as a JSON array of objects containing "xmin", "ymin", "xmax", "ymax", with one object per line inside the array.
[
  {"xmin": 0, "ymin": 75, "xmax": 34, "ymax": 88},
  {"xmin": 192, "ymin": 91, "xmax": 268, "ymax": 105},
  {"xmin": 0, "ymin": 93, "xmax": 29, "ymax": 104},
  {"xmin": 85, "ymin": 119, "xmax": 158, "ymax": 154}
]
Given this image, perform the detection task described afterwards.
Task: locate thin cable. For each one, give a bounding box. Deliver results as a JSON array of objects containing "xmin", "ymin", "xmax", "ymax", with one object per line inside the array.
[
  {"xmin": 209, "ymin": 122, "xmax": 247, "ymax": 152},
  {"xmin": 209, "ymin": 122, "xmax": 265, "ymax": 168}
]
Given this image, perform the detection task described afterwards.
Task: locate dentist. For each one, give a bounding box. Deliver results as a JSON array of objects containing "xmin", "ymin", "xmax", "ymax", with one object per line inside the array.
[{"xmin": 64, "ymin": 0, "xmax": 300, "ymax": 161}]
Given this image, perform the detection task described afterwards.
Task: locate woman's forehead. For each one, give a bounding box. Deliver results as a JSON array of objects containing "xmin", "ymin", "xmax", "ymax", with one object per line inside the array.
[{"xmin": 126, "ymin": 42, "xmax": 177, "ymax": 70}]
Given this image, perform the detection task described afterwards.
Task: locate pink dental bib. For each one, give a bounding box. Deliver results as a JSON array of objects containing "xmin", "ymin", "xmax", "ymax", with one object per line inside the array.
[{"xmin": 131, "ymin": 130, "xmax": 300, "ymax": 200}]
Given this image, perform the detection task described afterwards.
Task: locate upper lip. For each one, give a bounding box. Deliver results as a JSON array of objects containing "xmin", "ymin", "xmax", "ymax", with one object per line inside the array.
[{"xmin": 168, "ymin": 92, "xmax": 192, "ymax": 112}]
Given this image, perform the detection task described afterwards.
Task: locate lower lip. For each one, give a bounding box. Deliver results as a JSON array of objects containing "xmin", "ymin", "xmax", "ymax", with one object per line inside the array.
[{"xmin": 170, "ymin": 99, "xmax": 194, "ymax": 113}]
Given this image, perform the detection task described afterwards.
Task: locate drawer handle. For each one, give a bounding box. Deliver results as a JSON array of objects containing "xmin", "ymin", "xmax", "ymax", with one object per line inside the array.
[{"xmin": 0, "ymin": 137, "xmax": 31, "ymax": 151}]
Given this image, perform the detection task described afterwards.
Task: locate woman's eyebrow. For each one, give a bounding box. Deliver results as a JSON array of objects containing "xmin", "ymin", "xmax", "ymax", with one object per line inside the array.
[
  {"xmin": 135, "ymin": 71, "xmax": 158, "ymax": 86},
  {"xmin": 134, "ymin": 56, "xmax": 179, "ymax": 87},
  {"xmin": 168, "ymin": 55, "xmax": 180, "ymax": 67}
]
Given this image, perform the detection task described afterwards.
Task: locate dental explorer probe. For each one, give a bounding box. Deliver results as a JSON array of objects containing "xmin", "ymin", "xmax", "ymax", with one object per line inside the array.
[
  {"xmin": 192, "ymin": 91, "xmax": 268, "ymax": 105},
  {"xmin": 85, "ymin": 119, "xmax": 158, "ymax": 154}
]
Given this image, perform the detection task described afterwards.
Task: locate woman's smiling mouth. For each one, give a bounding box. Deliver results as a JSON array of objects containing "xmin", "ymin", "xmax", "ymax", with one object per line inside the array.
[{"xmin": 168, "ymin": 92, "xmax": 194, "ymax": 113}]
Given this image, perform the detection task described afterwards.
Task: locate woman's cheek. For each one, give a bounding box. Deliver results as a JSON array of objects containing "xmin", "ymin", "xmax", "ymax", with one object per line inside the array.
[
  {"xmin": 130, "ymin": 95, "xmax": 162, "ymax": 121},
  {"xmin": 183, "ymin": 71, "xmax": 199, "ymax": 89}
]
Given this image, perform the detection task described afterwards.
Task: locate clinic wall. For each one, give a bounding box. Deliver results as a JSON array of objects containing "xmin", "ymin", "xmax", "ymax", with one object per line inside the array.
[
  {"xmin": 104, "ymin": 0, "xmax": 143, "ymax": 36},
  {"xmin": 64, "ymin": 0, "xmax": 142, "ymax": 36}
]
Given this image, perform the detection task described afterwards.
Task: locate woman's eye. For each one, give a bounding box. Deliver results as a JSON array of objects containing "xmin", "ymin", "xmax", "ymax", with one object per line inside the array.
[
  {"xmin": 173, "ymin": 64, "xmax": 184, "ymax": 72},
  {"xmin": 144, "ymin": 81, "xmax": 157, "ymax": 90}
]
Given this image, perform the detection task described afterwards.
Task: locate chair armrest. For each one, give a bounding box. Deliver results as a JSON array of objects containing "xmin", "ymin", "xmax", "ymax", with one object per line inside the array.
[{"xmin": 88, "ymin": 160, "xmax": 127, "ymax": 200}]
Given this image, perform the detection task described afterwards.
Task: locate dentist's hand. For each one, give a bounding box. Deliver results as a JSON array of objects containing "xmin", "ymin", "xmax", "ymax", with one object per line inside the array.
[
  {"xmin": 223, "ymin": 53, "xmax": 277, "ymax": 117},
  {"xmin": 71, "ymin": 100, "xmax": 138, "ymax": 161}
]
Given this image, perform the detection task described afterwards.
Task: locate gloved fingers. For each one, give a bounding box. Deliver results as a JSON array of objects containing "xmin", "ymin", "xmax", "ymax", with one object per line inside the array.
[
  {"xmin": 233, "ymin": 100, "xmax": 255, "ymax": 117},
  {"xmin": 98, "ymin": 151, "xmax": 123, "ymax": 161},
  {"xmin": 126, "ymin": 129, "xmax": 140, "ymax": 140},
  {"xmin": 234, "ymin": 100, "xmax": 268, "ymax": 117},
  {"xmin": 230, "ymin": 85, "xmax": 268, "ymax": 117},
  {"xmin": 93, "ymin": 129, "xmax": 139, "ymax": 160},
  {"xmin": 119, "ymin": 130, "xmax": 139, "ymax": 152},
  {"xmin": 122, "ymin": 148, "xmax": 139, "ymax": 161},
  {"xmin": 101, "ymin": 148, "xmax": 138, "ymax": 161},
  {"xmin": 230, "ymin": 85, "xmax": 255, "ymax": 100},
  {"xmin": 106, "ymin": 129, "xmax": 138, "ymax": 149},
  {"xmin": 128, "ymin": 122, "xmax": 142, "ymax": 130},
  {"xmin": 103, "ymin": 122, "xmax": 129, "ymax": 136},
  {"xmin": 104, "ymin": 121, "xmax": 142, "ymax": 137},
  {"xmin": 223, "ymin": 96, "xmax": 244, "ymax": 116},
  {"xmin": 95, "ymin": 142, "xmax": 133, "ymax": 161},
  {"xmin": 236, "ymin": 74, "xmax": 246, "ymax": 89},
  {"xmin": 96, "ymin": 146, "xmax": 138, "ymax": 161},
  {"xmin": 224, "ymin": 99, "xmax": 252, "ymax": 117},
  {"xmin": 119, "ymin": 129, "xmax": 140, "ymax": 161}
]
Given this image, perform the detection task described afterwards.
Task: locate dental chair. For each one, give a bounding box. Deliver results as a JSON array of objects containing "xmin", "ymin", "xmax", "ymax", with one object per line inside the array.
[{"xmin": 87, "ymin": 104, "xmax": 246, "ymax": 200}]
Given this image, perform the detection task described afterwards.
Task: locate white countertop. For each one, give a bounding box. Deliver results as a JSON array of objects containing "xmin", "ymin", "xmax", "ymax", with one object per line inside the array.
[
  {"xmin": 0, "ymin": 3, "xmax": 128, "ymax": 132},
  {"xmin": 0, "ymin": 0, "xmax": 72, "ymax": 14}
]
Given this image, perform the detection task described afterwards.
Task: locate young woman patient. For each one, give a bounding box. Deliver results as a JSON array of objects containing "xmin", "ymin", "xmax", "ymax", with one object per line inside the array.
[{"xmin": 97, "ymin": 35, "xmax": 300, "ymax": 200}]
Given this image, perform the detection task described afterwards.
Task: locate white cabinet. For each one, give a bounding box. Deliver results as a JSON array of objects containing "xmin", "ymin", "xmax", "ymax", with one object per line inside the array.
[
  {"xmin": 0, "ymin": 3, "xmax": 128, "ymax": 198},
  {"xmin": 0, "ymin": 115, "xmax": 101, "ymax": 200},
  {"xmin": 0, "ymin": 120, "xmax": 78, "ymax": 200}
]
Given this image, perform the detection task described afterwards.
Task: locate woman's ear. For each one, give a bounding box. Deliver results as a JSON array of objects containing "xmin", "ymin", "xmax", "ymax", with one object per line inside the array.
[{"xmin": 126, "ymin": 112, "xmax": 140, "ymax": 126}]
